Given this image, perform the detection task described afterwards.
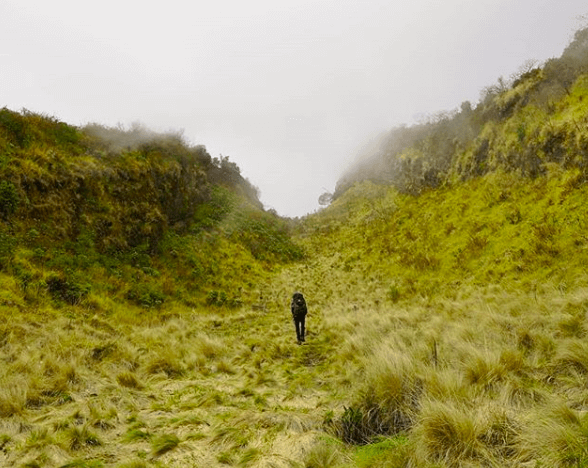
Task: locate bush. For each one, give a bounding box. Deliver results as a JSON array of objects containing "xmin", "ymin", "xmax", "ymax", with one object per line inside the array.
[
  {"xmin": 0, "ymin": 108, "xmax": 30, "ymax": 147},
  {"xmin": 126, "ymin": 283, "xmax": 165, "ymax": 308},
  {"xmin": 0, "ymin": 181, "xmax": 19, "ymax": 217},
  {"xmin": 0, "ymin": 230, "xmax": 16, "ymax": 268},
  {"xmin": 206, "ymin": 290, "xmax": 242, "ymax": 308},
  {"xmin": 46, "ymin": 273, "xmax": 90, "ymax": 305}
]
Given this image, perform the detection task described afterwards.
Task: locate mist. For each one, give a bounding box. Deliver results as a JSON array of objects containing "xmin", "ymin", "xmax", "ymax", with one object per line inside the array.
[{"xmin": 1, "ymin": 0, "xmax": 587, "ymax": 216}]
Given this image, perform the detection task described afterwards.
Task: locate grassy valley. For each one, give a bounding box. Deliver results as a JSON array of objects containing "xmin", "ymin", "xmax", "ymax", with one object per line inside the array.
[{"xmin": 2, "ymin": 27, "xmax": 588, "ymax": 468}]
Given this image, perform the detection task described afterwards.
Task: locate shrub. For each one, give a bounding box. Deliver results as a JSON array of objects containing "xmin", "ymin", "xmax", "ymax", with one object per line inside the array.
[
  {"xmin": 126, "ymin": 283, "xmax": 165, "ymax": 308},
  {"xmin": 0, "ymin": 107, "xmax": 30, "ymax": 147},
  {"xmin": 0, "ymin": 180, "xmax": 19, "ymax": 217},
  {"xmin": 0, "ymin": 230, "xmax": 16, "ymax": 267},
  {"xmin": 46, "ymin": 273, "xmax": 90, "ymax": 305},
  {"xmin": 205, "ymin": 290, "xmax": 242, "ymax": 308}
]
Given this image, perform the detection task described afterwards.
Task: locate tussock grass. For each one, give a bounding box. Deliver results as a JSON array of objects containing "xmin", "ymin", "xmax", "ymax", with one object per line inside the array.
[
  {"xmin": 304, "ymin": 437, "xmax": 346, "ymax": 468},
  {"xmin": 151, "ymin": 433, "xmax": 180, "ymax": 456},
  {"xmin": 553, "ymin": 339, "xmax": 588, "ymax": 374},
  {"xmin": 410, "ymin": 400, "xmax": 493, "ymax": 466},
  {"xmin": 0, "ymin": 381, "xmax": 27, "ymax": 417},
  {"xmin": 517, "ymin": 403, "xmax": 588, "ymax": 467},
  {"xmin": 116, "ymin": 371, "xmax": 143, "ymax": 389},
  {"xmin": 461, "ymin": 349, "xmax": 507, "ymax": 389},
  {"xmin": 63, "ymin": 425, "xmax": 102, "ymax": 451},
  {"xmin": 343, "ymin": 346, "xmax": 423, "ymax": 442}
]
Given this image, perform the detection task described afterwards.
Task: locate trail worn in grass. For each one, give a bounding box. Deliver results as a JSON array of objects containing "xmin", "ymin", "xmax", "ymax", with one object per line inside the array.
[
  {"xmin": 6, "ymin": 262, "xmax": 588, "ymax": 467},
  {"xmin": 0, "ymin": 277, "xmax": 345, "ymax": 468}
]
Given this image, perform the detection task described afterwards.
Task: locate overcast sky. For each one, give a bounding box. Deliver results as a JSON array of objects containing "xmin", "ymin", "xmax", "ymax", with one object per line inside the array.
[{"xmin": 1, "ymin": 1, "xmax": 586, "ymax": 217}]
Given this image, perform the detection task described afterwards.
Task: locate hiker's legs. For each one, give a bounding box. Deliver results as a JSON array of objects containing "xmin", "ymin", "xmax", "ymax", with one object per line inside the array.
[
  {"xmin": 294, "ymin": 318, "xmax": 302, "ymax": 342},
  {"xmin": 299, "ymin": 316, "xmax": 305, "ymax": 342}
]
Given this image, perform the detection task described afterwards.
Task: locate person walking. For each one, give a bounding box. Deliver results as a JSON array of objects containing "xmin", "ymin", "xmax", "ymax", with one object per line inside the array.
[{"xmin": 291, "ymin": 292, "xmax": 308, "ymax": 344}]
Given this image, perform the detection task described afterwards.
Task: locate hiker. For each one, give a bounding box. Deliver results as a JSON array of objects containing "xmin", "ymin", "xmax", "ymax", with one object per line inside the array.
[{"xmin": 291, "ymin": 292, "xmax": 308, "ymax": 344}]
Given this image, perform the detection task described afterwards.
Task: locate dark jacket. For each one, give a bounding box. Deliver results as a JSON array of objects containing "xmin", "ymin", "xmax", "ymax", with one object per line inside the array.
[{"xmin": 291, "ymin": 292, "xmax": 307, "ymax": 320}]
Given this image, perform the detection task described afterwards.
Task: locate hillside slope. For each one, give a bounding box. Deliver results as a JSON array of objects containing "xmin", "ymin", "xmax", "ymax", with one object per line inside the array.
[
  {"xmin": 0, "ymin": 110, "xmax": 302, "ymax": 314},
  {"xmin": 335, "ymin": 26, "xmax": 588, "ymax": 197}
]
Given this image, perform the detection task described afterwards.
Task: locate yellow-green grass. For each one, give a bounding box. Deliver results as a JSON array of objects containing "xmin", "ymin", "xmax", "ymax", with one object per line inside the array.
[
  {"xmin": 3, "ymin": 152, "xmax": 588, "ymax": 467},
  {"xmin": 2, "ymin": 265, "xmax": 588, "ymax": 467}
]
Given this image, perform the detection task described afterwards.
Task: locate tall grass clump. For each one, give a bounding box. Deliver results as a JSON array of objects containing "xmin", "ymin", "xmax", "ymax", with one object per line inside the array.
[
  {"xmin": 304, "ymin": 438, "xmax": 346, "ymax": 468},
  {"xmin": 335, "ymin": 346, "xmax": 423, "ymax": 444},
  {"xmin": 411, "ymin": 401, "xmax": 493, "ymax": 466},
  {"xmin": 63, "ymin": 425, "xmax": 102, "ymax": 451},
  {"xmin": 517, "ymin": 403, "xmax": 588, "ymax": 467},
  {"xmin": 151, "ymin": 433, "xmax": 180, "ymax": 457}
]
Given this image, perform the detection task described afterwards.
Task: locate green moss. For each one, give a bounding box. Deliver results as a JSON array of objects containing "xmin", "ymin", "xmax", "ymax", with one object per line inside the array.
[{"xmin": 354, "ymin": 435, "xmax": 409, "ymax": 468}]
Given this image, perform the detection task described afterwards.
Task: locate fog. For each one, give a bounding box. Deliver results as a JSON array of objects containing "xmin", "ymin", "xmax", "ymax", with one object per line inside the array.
[{"xmin": 1, "ymin": 0, "xmax": 586, "ymax": 216}]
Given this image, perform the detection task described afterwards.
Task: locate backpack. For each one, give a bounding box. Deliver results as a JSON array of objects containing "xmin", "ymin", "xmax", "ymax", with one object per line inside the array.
[{"xmin": 291, "ymin": 292, "xmax": 307, "ymax": 319}]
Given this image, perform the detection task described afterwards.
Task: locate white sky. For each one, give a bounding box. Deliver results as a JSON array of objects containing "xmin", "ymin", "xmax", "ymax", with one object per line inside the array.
[{"xmin": 1, "ymin": 1, "xmax": 586, "ymax": 217}]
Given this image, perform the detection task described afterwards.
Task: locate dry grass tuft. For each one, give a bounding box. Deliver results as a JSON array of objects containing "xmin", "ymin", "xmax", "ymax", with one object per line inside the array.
[
  {"xmin": 63, "ymin": 425, "xmax": 102, "ymax": 451},
  {"xmin": 410, "ymin": 400, "xmax": 492, "ymax": 466},
  {"xmin": 335, "ymin": 346, "xmax": 423, "ymax": 444},
  {"xmin": 116, "ymin": 371, "xmax": 143, "ymax": 389},
  {"xmin": 304, "ymin": 438, "xmax": 346, "ymax": 468},
  {"xmin": 553, "ymin": 338, "xmax": 588, "ymax": 374},
  {"xmin": 517, "ymin": 403, "xmax": 588, "ymax": 467},
  {"xmin": 151, "ymin": 433, "xmax": 180, "ymax": 457}
]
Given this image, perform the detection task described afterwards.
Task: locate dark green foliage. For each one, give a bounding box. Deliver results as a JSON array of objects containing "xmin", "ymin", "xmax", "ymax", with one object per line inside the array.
[
  {"xmin": 12, "ymin": 262, "xmax": 34, "ymax": 292},
  {"xmin": 46, "ymin": 274, "xmax": 90, "ymax": 305},
  {"xmin": 338, "ymin": 406, "xmax": 371, "ymax": 444},
  {"xmin": 227, "ymin": 209, "xmax": 304, "ymax": 263},
  {"xmin": 0, "ymin": 107, "xmax": 30, "ymax": 147},
  {"xmin": 206, "ymin": 290, "xmax": 242, "ymax": 308},
  {"xmin": 192, "ymin": 186, "xmax": 236, "ymax": 229},
  {"xmin": 0, "ymin": 180, "xmax": 19, "ymax": 217},
  {"xmin": 0, "ymin": 229, "xmax": 16, "ymax": 268},
  {"xmin": 126, "ymin": 283, "xmax": 165, "ymax": 308}
]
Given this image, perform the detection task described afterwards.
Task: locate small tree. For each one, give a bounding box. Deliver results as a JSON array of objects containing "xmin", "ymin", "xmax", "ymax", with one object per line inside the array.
[{"xmin": 318, "ymin": 192, "xmax": 333, "ymax": 206}]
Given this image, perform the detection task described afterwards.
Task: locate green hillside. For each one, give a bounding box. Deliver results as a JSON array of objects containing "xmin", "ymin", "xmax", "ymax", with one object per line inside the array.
[
  {"xmin": 0, "ymin": 111, "xmax": 302, "ymax": 315},
  {"xmin": 1, "ymin": 27, "xmax": 588, "ymax": 468},
  {"xmin": 335, "ymin": 26, "xmax": 588, "ymax": 196}
]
